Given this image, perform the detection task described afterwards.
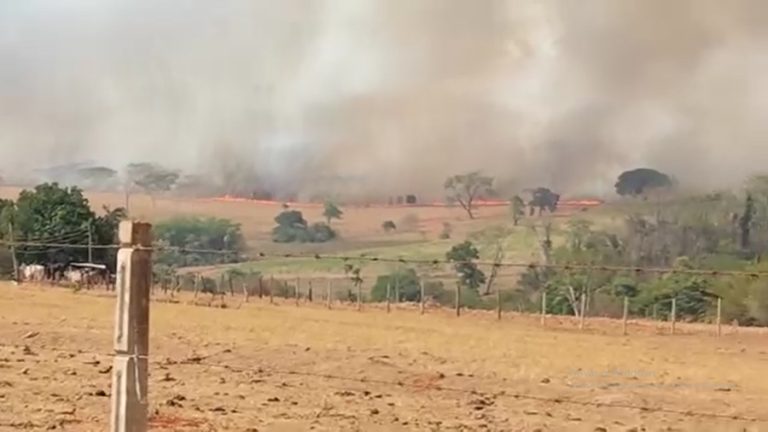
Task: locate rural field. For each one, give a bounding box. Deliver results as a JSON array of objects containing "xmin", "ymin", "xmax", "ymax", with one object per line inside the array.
[{"xmin": 1, "ymin": 285, "xmax": 767, "ymax": 432}]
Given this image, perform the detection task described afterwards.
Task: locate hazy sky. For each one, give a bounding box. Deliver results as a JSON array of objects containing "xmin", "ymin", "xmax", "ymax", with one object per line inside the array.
[{"xmin": 2, "ymin": 1, "xmax": 768, "ymax": 198}]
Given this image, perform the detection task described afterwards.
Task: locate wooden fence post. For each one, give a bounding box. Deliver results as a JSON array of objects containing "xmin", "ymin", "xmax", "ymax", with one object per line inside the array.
[
  {"xmin": 357, "ymin": 282, "xmax": 362, "ymax": 311},
  {"xmin": 227, "ymin": 273, "xmax": 234, "ymax": 296},
  {"xmin": 579, "ymin": 293, "xmax": 586, "ymax": 330},
  {"xmin": 496, "ymin": 287, "xmax": 502, "ymax": 321},
  {"xmin": 394, "ymin": 278, "xmax": 400, "ymax": 304},
  {"xmin": 622, "ymin": 296, "xmax": 629, "ymax": 336},
  {"xmin": 419, "ymin": 280, "xmax": 425, "ymax": 315},
  {"xmin": 540, "ymin": 291, "xmax": 547, "ymax": 326},
  {"xmin": 8, "ymin": 222, "xmax": 18, "ymax": 283},
  {"xmin": 110, "ymin": 221, "xmax": 151, "ymax": 432},
  {"xmin": 326, "ymin": 279, "xmax": 332, "ymax": 309},
  {"xmin": 455, "ymin": 282, "xmax": 461, "ymax": 317},
  {"xmin": 242, "ymin": 280, "xmax": 249, "ymax": 302},
  {"xmin": 269, "ymin": 276, "xmax": 274, "ymax": 304},
  {"xmin": 670, "ymin": 298, "xmax": 677, "ymax": 335},
  {"xmin": 295, "ymin": 277, "xmax": 300, "ymax": 306},
  {"xmin": 258, "ymin": 277, "xmax": 264, "ymax": 299},
  {"xmin": 716, "ymin": 296, "xmax": 722, "ymax": 337},
  {"xmin": 386, "ymin": 281, "xmax": 391, "ymax": 313},
  {"xmin": 193, "ymin": 274, "xmax": 200, "ymax": 298}
]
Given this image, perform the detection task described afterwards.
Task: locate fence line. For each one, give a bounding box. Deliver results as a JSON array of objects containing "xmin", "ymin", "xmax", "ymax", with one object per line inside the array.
[{"xmin": 3, "ymin": 239, "xmax": 768, "ymax": 278}]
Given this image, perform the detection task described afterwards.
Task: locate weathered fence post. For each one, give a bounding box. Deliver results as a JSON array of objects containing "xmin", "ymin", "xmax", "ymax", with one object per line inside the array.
[
  {"xmin": 357, "ymin": 282, "xmax": 362, "ymax": 311},
  {"xmin": 227, "ymin": 272, "xmax": 234, "ymax": 296},
  {"xmin": 308, "ymin": 280, "xmax": 313, "ymax": 302},
  {"xmin": 295, "ymin": 277, "xmax": 300, "ymax": 306},
  {"xmin": 110, "ymin": 221, "xmax": 151, "ymax": 432},
  {"xmin": 386, "ymin": 281, "xmax": 391, "ymax": 313},
  {"xmin": 326, "ymin": 279, "xmax": 332, "ymax": 309},
  {"xmin": 258, "ymin": 277, "xmax": 264, "ymax": 299},
  {"xmin": 419, "ymin": 280, "xmax": 425, "ymax": 315},
  {"xmin": 269, "ymin": 276, "xmax": 274, "ymax": 304},
  {"xmin": 622, "ymin": 296, "xmax": 629, "ymax": 336},
  {"xmin": 455, "ymin": 282, "xmax": 461, "ymax": 317},
  {"xmin": 540, "ymin": 291, "xmax": 547, "ymax": 326},
  {"xmin": 242, "ymin": 280, "xmax": 249, "ymax": 302},
  {"xmin": 670, "ymin": 298, "xmax": 677, "ymax": 335},
  {"xmin": 8, "ymin": 222, "xmax": 18, "ymax": 283},
  {"xmin": 394, "ymin": 278, "xmax": 400, "ymax": 304},
  {"xmin": 716, "ymin": 296, "xmax": 722, "ymax": 337},
  {"xmin": 579, "ymin": 293, "xmax": 586, "ymax": 330},
  {"xmin": 193, "ymin": 274, "xmax": 200, "ymax": 298},
  {"xmin": 496, "ymin": 287, "xmax": 502, "ymax": 321}
]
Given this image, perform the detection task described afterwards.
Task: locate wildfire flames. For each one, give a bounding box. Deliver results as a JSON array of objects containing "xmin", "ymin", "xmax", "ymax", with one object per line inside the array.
[{"xmin": 209, "ymin": 195, "xmax": 604, "ymax": 209}]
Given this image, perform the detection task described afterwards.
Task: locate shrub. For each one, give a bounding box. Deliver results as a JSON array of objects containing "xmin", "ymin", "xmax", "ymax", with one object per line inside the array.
[
  {"xmin": 382, "ymin": 220, "xmax": 397, "ymax": 232},
  {"xmin": 370, "ymin": 268, "xmax": 422, "ymax": 302},
  {"xmin": 154, "ymin": 216, "xmax": 244, "ymax": 267},
  {"xmin": 272, "ymin": 210, "xmax": 336, "ymax": 243}
]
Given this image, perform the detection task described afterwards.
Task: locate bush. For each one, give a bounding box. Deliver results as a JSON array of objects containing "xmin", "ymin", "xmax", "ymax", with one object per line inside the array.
[
  {"xmin": 370, "ymin": 268, "xmax": 421, "ymax": 302},
  {"xmin": 154, "ymin": 216, "xmax": 244, "ymax": 267},
  {"xmin": 272, "ymin": 210, "xmax": 336, "ymax": 243},
  {"xmin": 381, "ymin": 220, "xmax": 397, "ymax": 232}
]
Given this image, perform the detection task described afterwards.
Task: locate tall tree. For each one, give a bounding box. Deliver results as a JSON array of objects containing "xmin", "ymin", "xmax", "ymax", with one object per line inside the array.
[
  {"xmin": 510, "ymin": 195, "xmax": 526, "ymax": 226},
  {"xmin": 444, "ymin": 172, "xmax": 494, "ymax": 219},
  {"xmin": 615, "ymin": 168, "xmax": 673, "ymax": 197},
  {"xmin": 528, "ymin": 187, "xmax": 560, "ymax": 216},
  {"xmin": 322, "ymin": 201, "xmax": 343, "ymax": 225},
  {"xmin": 125, "ymin": 163, "xmax": 179, "ymax": 207},
  {"xmin": 446, "ymin": 241, "xmax": 486, "ymax": 291}
]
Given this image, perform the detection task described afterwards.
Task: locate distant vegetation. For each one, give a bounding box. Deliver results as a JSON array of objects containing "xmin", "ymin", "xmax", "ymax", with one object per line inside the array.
[
  {"xmin": 444, "ymin": 171, "xmax": 494, "ymax": 219},
  {"xmin": 154, "ymin": 216, "xmax": 244, "ymax": 268},
  {"xmin": 271, "ymin": 210, "xmax": 336, "ymax": 243},
  {"xmin": 0, "ymin": 183, "xmax": 125, "ymax": 272},
  {"xmin": 615, "ymin": 168, "xmax": 673, "ymax": 197}
]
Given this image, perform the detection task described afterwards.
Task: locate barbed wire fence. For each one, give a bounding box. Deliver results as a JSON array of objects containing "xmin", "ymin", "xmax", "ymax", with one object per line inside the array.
[
  {"xmin": 2, "ymin": 238, "xmax": 767, "ymax": 337},
  {"xmin": 3, "ymin": 224, "xmax": 768, "ymax": 431}
]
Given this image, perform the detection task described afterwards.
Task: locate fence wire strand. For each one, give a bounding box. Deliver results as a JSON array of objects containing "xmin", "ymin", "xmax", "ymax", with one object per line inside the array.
[{"xmin": 2, "ymin": 239, "xmax": 768, "ymax": 278}]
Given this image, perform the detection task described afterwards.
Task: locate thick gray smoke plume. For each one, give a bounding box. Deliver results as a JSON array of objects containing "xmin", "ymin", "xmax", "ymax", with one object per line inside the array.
[{"xmin": 2, "ymin": 0, "xmax": 768, "ymax": 199}]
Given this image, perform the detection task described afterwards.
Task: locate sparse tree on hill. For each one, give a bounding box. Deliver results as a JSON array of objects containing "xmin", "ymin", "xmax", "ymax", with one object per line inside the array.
[
  {"xmin": 444, "ymin": 172, "xmax": 494, "ymax": 219},
  {"xmin": 739, "ymin": 194, "xmax": 755, "ymax": 250},
  {"xmin": 125, "ymin": 162, "xmax": 180, "ymax": 208},
  {"xmin": 615, "ymin": 168, "xmax": 672, "ymax": 198},
  {"xmin": 323, "ymin": 201, "xmax": 343, "ymax": 225}
]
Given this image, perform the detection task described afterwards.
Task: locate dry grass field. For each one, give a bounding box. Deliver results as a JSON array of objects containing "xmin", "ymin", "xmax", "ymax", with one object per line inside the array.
[
  {"xmin": 2, "ymin": 284, "xmax": 768, "ymax": 431},
  {"xmin": 0, "ymin": 186, "xmax": 514, "ymax": 256}
]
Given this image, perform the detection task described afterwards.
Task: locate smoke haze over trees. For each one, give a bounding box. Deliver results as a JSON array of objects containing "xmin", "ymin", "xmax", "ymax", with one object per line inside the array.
[{"xmin": 3, "ymin": 1, "xmax": 768, "ymax": 199}]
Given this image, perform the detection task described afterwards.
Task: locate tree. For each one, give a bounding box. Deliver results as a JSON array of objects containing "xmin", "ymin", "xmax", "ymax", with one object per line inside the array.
[
  {"xmin": 739, "ymin": 194, "xmax": 755, "ymax": 250},
  {"xmin": 510, "ymin": 195, "xmax": 525, "ymax": 226},
  {"xmin": 615, "ymin": 168, "xmax": 672, "ymax": 197},
  {"xmin": 125, "ymin": 162, "xmax": 179, "ymax": 206},
  {"xmin": 76, "ymin": 166, "xmax": 118, "ymax": 189},
  {"xmin": 446, "ymin": 241, "xmax": 486, "ymax": 291},
  {"xmin": 444, "ymin": 172, "xmax": 494, "ymax": 219},
  {"xmin": 528, "ymin": 187, "xmax": 560, "ymax": 216},
  {"xmin": 154, "ymin": 216, "xmax": 244, "ymax": 267},
  {"xmin": 7, "ymin": 183, "xmax": 124, "ymax": 268},
  {"xmin": 382, "ymin": 220, "xmax": 397, "ymax": 233},
  {"xmin": 323, "ymin": 201, "xmax": 343, "ymax": 225}
]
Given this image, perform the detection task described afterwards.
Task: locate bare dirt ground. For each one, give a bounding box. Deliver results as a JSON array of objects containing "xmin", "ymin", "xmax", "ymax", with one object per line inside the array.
[{"xmin": 1, "ymin": 285, "xmax": 768, "ymax": 431}]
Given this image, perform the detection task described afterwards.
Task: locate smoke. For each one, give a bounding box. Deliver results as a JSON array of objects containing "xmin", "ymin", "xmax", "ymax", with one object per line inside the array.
[{"xmin": 2, "ymin": 0, "xmax": 768, "ymax": 199}]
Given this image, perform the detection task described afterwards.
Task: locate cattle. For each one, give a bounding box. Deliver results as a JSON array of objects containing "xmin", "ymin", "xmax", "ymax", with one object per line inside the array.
[
  {"xmin": 20, "ymin": 264, "xmax": 45, "ymax": 282},
  {"xmin": 64, "ymin": 264, "xmax": 110, "ymax": 289}
]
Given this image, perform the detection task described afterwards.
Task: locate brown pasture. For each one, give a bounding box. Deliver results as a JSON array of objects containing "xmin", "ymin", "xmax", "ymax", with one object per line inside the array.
[{"xmin": 1, "ymin": 285, "xmax": 767, "ymax": 431}]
